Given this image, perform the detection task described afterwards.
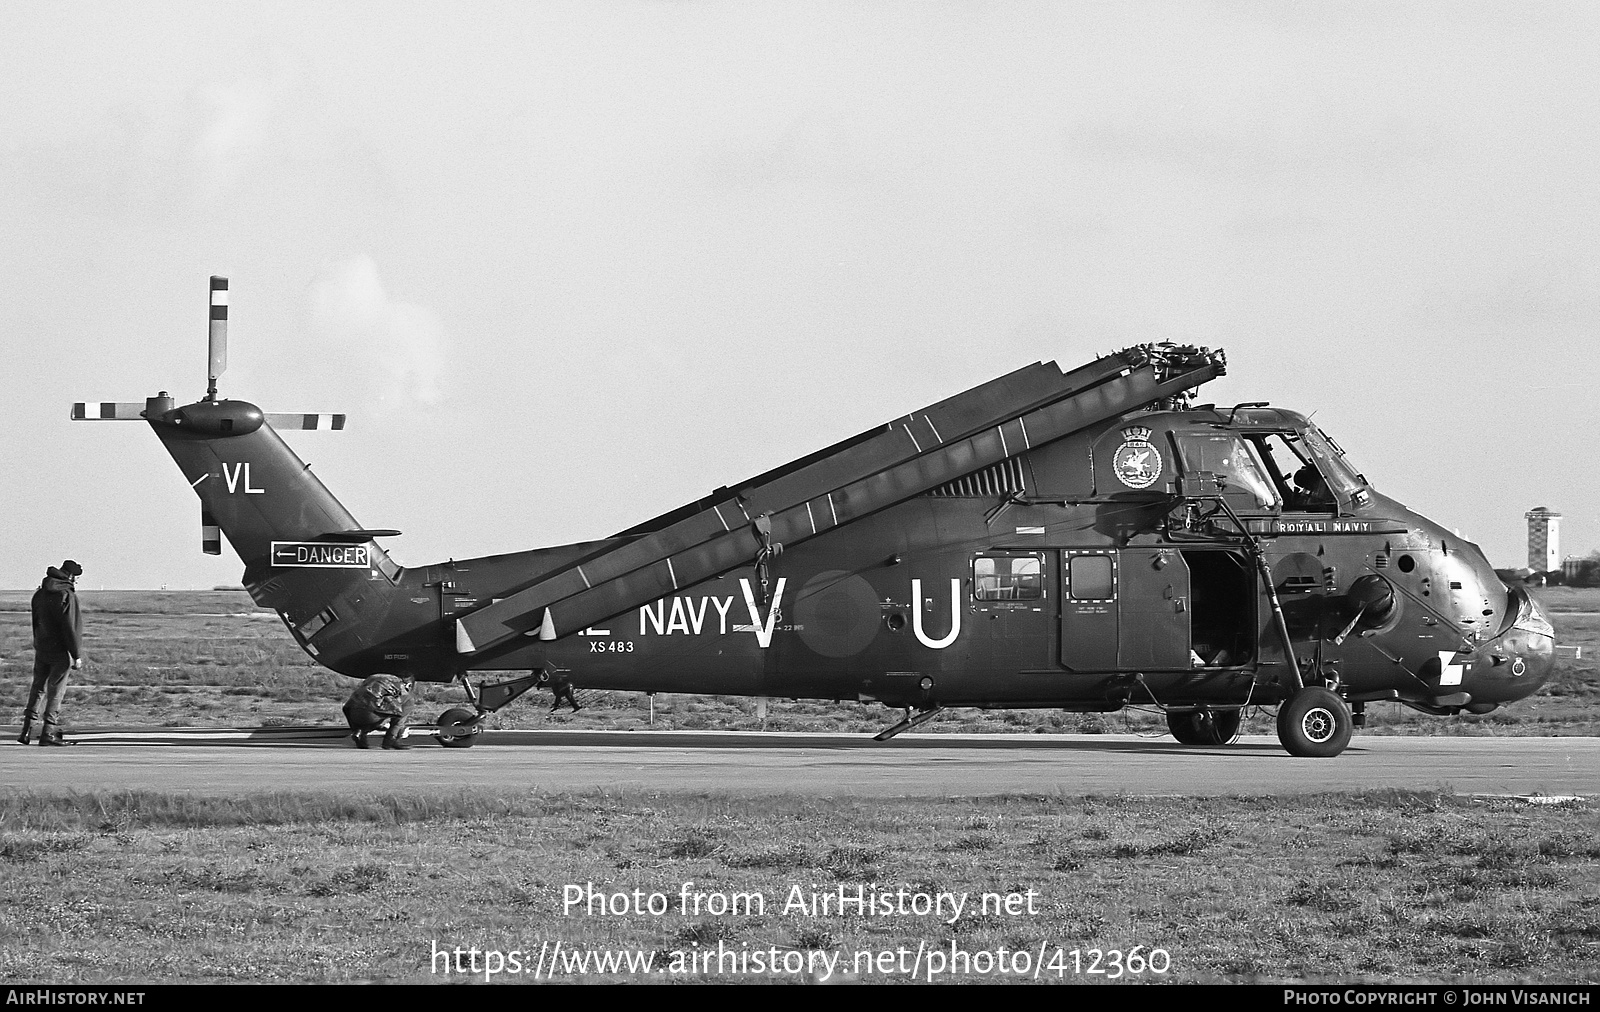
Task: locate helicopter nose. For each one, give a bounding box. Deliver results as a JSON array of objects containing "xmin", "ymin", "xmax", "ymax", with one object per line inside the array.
[
  {"xmin": 1485, "ymin": 586, "xmax": 1557, "ymax": 699},
  {"xmin": 1518, "ymin": 592, "xmax": 1557, "ymax": 681}
]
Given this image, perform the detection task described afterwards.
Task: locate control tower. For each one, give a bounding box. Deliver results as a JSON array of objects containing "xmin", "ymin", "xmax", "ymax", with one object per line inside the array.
[{"xmin": 1526, "ymin": 507, "xmax": 1562, "ymax": 573}]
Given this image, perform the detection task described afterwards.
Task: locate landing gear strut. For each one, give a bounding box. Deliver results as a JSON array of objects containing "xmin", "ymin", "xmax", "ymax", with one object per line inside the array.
[
  {"xmin": 1275, "ymin": 686, "xmax": 1352, "ymax": 758},
  {"xmin": 429, "ymin": 670, "xmax": 548, "ymax": 748},
  {"xmin": 874, "ymin": 706, "xmax": 945, "ymax": 741}
]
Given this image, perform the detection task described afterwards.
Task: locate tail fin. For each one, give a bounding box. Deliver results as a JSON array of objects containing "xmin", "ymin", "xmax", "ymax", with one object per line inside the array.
[
  {"xmin": 144, "ymin": 396, "xmax": 379, "ymax": 560},
  {"xmin": 72, "ymin": 275, "xmax": 403, "ymax": 673},
  {"xmin": 70, "ymin": 275, "xmax": 389, "ymax": 587},
  {"xmin": 142, "ymin": 393, "xmax": 395, "ymax": 592}
]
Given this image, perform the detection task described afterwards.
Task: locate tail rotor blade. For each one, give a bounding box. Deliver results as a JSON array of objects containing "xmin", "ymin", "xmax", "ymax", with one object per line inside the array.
[
  {"xmin": 71, "ymin": 402, "xmax": 148, "ymax": 421},
  {"xmin": 202, "ymin": 507, "xmax": 221, "ymax": 555},
  {"xmin": 263, "ymin": 413, "xmax": 346, "ymax": 430},
  {"xmin": 207, "ymin": 276, "xmax": 227, "ymax": 401}
]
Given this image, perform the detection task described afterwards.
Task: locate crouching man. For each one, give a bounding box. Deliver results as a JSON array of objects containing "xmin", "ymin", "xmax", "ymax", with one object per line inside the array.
[{"xmin": 342, "ymin": 673, "xmax": 415, "ymax": 750}]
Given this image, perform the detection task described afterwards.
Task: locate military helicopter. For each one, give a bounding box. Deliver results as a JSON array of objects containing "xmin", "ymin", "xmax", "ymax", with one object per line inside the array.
[{"xmin": 73, "ymin": 277, "xmax": 1557, "ymax": 757}]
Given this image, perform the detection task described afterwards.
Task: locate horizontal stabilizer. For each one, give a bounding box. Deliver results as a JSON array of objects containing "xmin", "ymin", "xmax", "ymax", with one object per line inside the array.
[
  {"xmin": 264, "ymin": 413, "xmax": 346, "ymax": 430},
  {"xmin": 71, "ymin": 402, "xmax": 148, "ymax": 421}
]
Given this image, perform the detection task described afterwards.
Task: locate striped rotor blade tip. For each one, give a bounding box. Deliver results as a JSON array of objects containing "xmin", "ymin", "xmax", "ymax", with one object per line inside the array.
[
  {"xmin": 264, "ymin": 412, "xmax": 347, "ymax": 430},
  {"xmin": 208, "ymin": 276, "xmax": 228, "ymax": 389},
  {"xmin": 210, "ymin": 276, "xmax": 229, "ymax": 318},
  {"xmin": 201, "ymin": 507, "xmax": 221, "ymax": 556},
  {"xmin": 71, "ymin": 402, "xmax": 147, "ymax": 421}
]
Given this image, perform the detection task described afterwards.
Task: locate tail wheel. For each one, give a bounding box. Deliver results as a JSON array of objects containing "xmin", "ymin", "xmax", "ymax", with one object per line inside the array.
[
  {"xmin": 1166, "ymin": 708, "xmax": 1242, "ymax": 746},
  {"xmin": 1276, "ymin": 687, "xmax": 1352, "ymax": 758},
  {"xmin": 436, "ymin": 707, "xmax": 480, "ymax": 749}
]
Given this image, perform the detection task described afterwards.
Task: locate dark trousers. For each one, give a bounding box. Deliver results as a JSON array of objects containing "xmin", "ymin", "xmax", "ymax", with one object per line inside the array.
[
  {"xmin": 25, "ymin": 652, "xmax": 72, "ymax": 730},
  {"xmin": 343, "ymin": 701, "xmax": 409, "ymax": 747}
]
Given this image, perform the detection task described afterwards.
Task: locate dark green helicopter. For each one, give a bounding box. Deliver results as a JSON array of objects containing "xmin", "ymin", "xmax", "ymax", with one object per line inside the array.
[{"xmin": 74, "ymin": 277, "xmax": 1556, "ymax": 757}]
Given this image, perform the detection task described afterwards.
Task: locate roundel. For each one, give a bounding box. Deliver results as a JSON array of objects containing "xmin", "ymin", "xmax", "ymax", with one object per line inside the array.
[{"xmin": 795, "ymin": 570, "xmax": 881, "ymax": 658}]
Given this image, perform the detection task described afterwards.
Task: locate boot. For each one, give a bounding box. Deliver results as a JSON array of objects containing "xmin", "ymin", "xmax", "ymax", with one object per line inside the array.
[
  {"xmin": 38, "ymin": 729, "xmax": 70, "ymax": 747},
  {"xmin": 351, "ymin": 728, "xmax": 369, "ymax": 749},
  {"xmin": 16, "ymin": 718, "xmax": 31, "ymax": 745},
  {"xmin": 382, "ymin": 721, "xmax": 413, "ymax": 750}
]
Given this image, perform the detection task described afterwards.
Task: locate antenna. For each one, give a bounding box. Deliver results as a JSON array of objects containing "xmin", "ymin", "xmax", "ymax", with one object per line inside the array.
[{"xmin": 206, "ymin": 275, "xmax": 228, "ymax": 401}]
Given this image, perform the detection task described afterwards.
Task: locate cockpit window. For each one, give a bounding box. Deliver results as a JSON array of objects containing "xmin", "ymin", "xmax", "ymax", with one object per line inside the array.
[
  {"xmin": 1174, "ymin": 433, "xmax": 1280, "ymax": 511},
  {"xmin": 1249, "ymin": 432, "xmax": 1335, "ymax": 512},
  {"xmin": 1302, "ymin": 427, "xmax": 1367, "ymax": 497}
]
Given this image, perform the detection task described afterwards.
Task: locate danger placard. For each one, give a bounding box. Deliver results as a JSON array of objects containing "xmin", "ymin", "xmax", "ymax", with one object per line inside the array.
[{"xmin": 271, "ymin": 541, "xmax": 371, "ymax": 568}]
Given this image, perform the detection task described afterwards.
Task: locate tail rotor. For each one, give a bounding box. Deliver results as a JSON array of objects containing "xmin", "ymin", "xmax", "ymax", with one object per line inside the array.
[{"xmin": 71, "ymin": 275, "xmax": 354, "ymax": 560}]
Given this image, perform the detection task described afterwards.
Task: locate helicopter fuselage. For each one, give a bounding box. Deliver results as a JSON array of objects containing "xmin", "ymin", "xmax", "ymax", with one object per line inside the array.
[
  {"xmin": 282, "ymin": 404, "xmax": 1555, "ymax": 720},
  {"xmin": 79, "ymin": 286, "xmax": 1555, "ymax": 756}
]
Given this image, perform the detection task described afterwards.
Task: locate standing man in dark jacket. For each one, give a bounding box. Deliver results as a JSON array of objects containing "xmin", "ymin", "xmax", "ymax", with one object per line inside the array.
[
  {"xmin": 342, "ymin": 673, "xmax": 415, "ymax": 750},
  {"xmin": 21, "ymin": 560, "xmax": 84, "ymax": 746}
]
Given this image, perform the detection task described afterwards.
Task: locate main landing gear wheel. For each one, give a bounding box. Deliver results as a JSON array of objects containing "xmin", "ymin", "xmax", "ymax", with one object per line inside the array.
[
  {"xmin": 436, "ymin": 707, "xmax": 480, "ymax": 749},
  {"xmin": 1275, "ymin": 687, "xmax": 1352, "ymax": 758},
  {"xmin": 1166, "ymin": 708, "xmax": 1242, "ymax": 746}
]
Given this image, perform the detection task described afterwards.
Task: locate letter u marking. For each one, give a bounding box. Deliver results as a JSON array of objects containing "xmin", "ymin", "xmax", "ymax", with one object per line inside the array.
[{"xmin": 911, "ymin": 578, "xmax": 961, "ymax": 649}]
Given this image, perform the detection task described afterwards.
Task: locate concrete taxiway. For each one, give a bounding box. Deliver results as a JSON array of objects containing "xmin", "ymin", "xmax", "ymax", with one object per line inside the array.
[{"xmin": 2, "ymin": 729, "xmax": 1595, "ymax": 797}]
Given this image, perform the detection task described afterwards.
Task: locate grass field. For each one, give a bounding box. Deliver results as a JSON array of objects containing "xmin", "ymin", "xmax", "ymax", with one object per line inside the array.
[
  {"xmin": 2, "ymin": 587, "xmax": 1596, "ymax": 738},
  {"xmin": 0, "ymin": 790, "xmax": 1595, "ymax": 984}
]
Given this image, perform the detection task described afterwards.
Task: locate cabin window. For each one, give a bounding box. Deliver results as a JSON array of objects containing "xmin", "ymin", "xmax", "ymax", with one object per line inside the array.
[
  {"xmin": 1068, "ymin": 554, "xmax": 1115, "ymax": 600},
  {"xmin": 973, "ymin": 554, "xmax": 1044, "ymax": 601}
]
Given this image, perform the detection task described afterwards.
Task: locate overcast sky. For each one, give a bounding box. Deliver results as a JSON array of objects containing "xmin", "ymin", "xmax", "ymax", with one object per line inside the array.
[{"xmin": 3, "ymin": 2, "xmax": 1596, "ymax": 589}]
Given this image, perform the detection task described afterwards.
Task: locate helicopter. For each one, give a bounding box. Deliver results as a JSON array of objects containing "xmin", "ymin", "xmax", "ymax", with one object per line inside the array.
[{"xmin": 71, "ymin": 276, "xmax": 1557, "ymax": 757}]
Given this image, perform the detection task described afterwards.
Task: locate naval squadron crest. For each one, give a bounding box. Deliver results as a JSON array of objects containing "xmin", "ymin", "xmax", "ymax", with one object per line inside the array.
[{"xmin": 1112, "ymin": 425, "xmax": 1162, "ymax": 489}]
